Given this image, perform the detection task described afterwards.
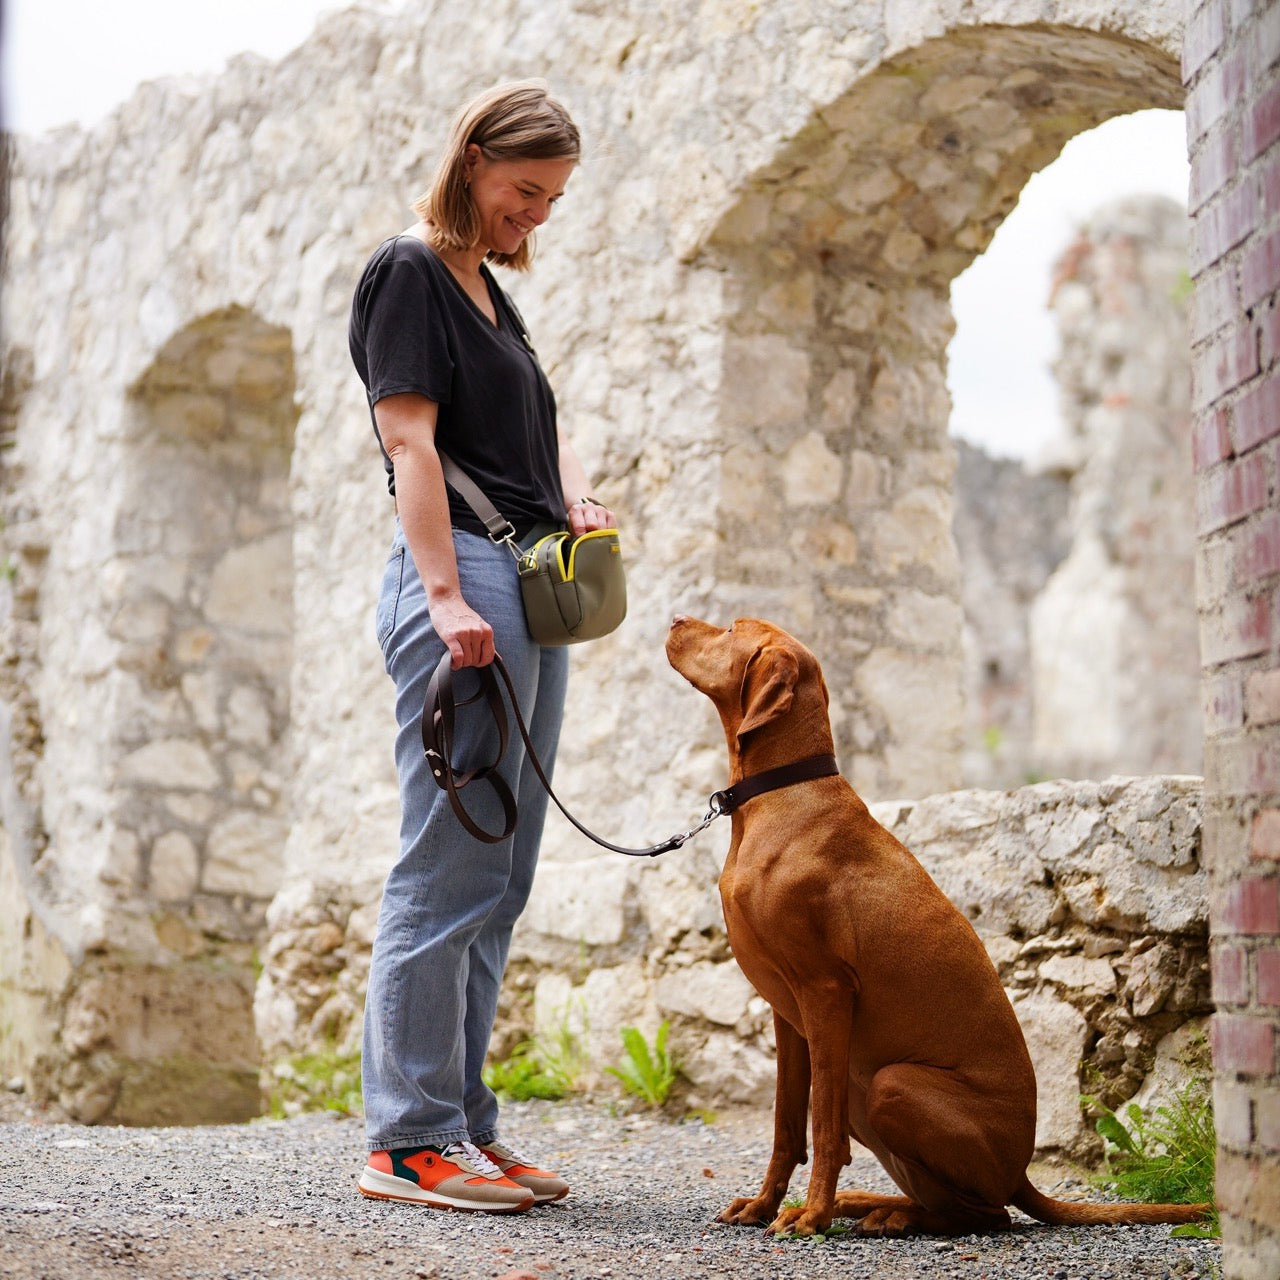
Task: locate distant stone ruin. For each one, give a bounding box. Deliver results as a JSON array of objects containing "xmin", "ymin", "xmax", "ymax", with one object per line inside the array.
[{"xmin": 956, "ymin": 193, "xmax": 1199, "ymax": 791}]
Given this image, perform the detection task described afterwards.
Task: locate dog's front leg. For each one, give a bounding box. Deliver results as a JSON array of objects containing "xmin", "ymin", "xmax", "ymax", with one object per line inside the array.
[
  {"xmin": 765, "ymin": 983, "xmax": 852, "ymax": 1238},
  {"xmin": 717, "ymin": 1012, "xmax": 810, "ymax": 1227}
]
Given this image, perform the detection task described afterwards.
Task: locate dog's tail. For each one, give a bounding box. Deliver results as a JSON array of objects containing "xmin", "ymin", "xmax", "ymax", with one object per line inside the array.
[{"xmin": 1012, "ymin": 1178, "xmax": 1211, "ymax": 1226}]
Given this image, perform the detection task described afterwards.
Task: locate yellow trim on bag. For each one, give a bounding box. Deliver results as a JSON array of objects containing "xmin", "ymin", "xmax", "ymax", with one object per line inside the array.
[
  {"xmin": 527, "ymin": 528, "xmax": 621, "ymax": 582},
  {"xmin": 565, "ymin": 528, "xmax": 620, "ymax": 581}
]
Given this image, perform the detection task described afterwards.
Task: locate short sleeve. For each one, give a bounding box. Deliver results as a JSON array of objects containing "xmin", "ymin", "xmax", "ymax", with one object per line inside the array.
[{"xmin": 353, "ymin": 244, "xmax": 454, "ymax": 407}]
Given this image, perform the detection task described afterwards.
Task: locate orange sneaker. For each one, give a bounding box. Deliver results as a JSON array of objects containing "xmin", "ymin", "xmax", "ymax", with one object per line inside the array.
[
  {"xmin": 358, "ymin": 1141, "xmax": 534, "ymax": 1212},
  {"xmin": 477, "ymin": 1139, "xmax": 570, "ymax": 1204}
]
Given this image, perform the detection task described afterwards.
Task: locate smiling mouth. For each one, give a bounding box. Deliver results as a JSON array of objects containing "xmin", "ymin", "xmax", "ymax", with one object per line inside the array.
[{"xmin": 506, "ymin": 217, "xmax": 532, "ymax": 235}]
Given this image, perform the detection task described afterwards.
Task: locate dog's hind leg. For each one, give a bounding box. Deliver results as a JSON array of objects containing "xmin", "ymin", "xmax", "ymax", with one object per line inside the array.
[
  {"xmin": 717, "ymin": 1012, "xmax": 811, "ymax": 1227},
  {"xmin": 853, "ymin": 1201, "xmax": 1010, "ymax": 1238},
  {"xmin": 849, "ymin": 1062, "xmax": 1029, "ymax": 1237},
  {"xmin": 832, "ymin": 1191, "xmax": 915, "ymax": 1219},
  {"xmin": 832, "ymin": 1192, "xmax": 1006, "ymax": 1237}
]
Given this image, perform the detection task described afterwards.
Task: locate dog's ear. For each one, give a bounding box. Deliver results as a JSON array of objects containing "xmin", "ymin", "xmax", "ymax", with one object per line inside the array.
[{"xmin": 737, "ymin": 644, "xmax": 799, "ymax": 745}]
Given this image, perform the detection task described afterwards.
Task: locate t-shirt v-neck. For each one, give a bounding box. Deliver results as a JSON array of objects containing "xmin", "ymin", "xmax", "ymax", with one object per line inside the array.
[
  {"xmin": 348, "ymin": 234, "xmax": 564, "ymax": 538},
  {"xmin": 436, "ymin": 254, "xmax": 503, "ymax": 331}
]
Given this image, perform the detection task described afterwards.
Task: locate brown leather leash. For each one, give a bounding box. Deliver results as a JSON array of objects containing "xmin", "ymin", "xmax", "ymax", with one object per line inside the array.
[{"xmin": 421, "ymin": 649, "xmax": 840, "ymax": 856}]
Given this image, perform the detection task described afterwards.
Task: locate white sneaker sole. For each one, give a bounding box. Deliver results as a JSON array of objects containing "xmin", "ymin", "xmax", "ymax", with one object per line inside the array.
[{"xmin": 357, "ymin": 1166, "xmax": 533, "ymax": 1213}]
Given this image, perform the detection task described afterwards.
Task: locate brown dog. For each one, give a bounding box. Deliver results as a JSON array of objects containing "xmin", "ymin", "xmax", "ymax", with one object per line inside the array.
[{"xmin": 665, "ymin": 615, "xmax": 1210, "ymax": 1238}]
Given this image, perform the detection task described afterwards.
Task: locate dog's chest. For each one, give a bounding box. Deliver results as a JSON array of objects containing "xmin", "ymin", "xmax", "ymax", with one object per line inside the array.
[{"xmin": 717, "ymin": 856, "xmax": 816, "ymax": 1021}]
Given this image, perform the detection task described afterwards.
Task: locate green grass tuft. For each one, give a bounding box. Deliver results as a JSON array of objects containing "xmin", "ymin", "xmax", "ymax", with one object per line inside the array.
[
  {"xmin": 268, "ymin": 1047, "xmax": 362, "ymax": 1119},
  {"xmin": 484, "ymin": 1019, "xmax": 587, "ymax": 1103},
  {"xmin": 1083, "ymin": 1078, "xmax": 1218, "ymax": 1237},
  {"xmin": 484, "ymin": 1041, "xmax": 568, "ymax": 1102}
]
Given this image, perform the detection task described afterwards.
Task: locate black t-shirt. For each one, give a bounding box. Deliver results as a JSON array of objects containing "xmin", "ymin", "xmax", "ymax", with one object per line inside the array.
[{"xmin": 348, "ymin": 234, "xmax": 564, "ymax": 538}]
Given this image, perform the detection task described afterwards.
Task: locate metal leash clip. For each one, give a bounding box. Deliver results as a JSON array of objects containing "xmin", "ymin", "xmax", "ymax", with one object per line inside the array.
[{"xmin": 648, "ymin": 797, "xmax": 729, "ymax": 856}]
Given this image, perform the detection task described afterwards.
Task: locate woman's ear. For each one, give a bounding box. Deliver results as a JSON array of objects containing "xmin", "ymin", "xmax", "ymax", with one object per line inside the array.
[{"xmin": 736, "ymin": 645, "xmax": 798, "ymax": 747}]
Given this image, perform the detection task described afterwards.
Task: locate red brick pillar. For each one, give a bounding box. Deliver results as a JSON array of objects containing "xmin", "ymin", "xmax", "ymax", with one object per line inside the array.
[{"xmin": 1185, "ymin": 2, "xmax": 1280, "ymax": 1274}]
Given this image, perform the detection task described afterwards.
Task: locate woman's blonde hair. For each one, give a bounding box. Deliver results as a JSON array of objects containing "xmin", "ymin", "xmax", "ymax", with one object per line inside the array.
[{"xmin": 415, "ymin": 80, "xmax": 580, "ymax": 272}]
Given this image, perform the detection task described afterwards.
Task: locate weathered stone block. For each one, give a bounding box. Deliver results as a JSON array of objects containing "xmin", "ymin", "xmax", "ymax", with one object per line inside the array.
[
  {"xmin": 120, "ymin": 740, "xmax": 219, "ymax": 790},
  {"xmin": 149, "ymin": 831, "xmax": 200, "ymax": 902},
  {"xmin": 521, "ymin": 858, "xmax": 634, "ymax": 949},
  {"xmin": 203, "ymin": 812, "xmax": 285, "ymax": 898},
  {"xmin": 1014, "ymin": 989, "xmax": 1089, "ymax": 1152},
  {"xmin": 654, "ymin": 961, "xmax": 756, "ymax": 1028}
]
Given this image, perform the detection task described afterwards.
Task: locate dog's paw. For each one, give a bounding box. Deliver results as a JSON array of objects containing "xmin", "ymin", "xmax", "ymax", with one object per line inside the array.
[
  {"xmin": 716, "ymin": 1196, "xmax": 777, "ymax": 1227},
  {"xmin": 850, "ymin": 1208, "xmax": 918, "ymax": 1238},
  {"xmin": 765, "ymin": 1206, "xmax": 833, "ymax": 1238}
]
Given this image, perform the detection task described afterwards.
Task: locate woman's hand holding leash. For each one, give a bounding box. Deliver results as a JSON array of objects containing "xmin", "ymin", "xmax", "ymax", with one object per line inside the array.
[{"xmin": 430, "ymin": 594, "xmax": 496, "ymax": 669}]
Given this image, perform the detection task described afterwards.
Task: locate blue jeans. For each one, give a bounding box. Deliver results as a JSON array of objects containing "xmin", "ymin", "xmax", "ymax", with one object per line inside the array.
[{"xmin": 362, "ymin": 524, "xmax": 569, "ymax": 1150}]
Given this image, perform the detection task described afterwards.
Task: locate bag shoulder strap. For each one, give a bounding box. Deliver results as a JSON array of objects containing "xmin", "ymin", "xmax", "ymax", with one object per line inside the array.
[{"xmin": 437, "ymin": 451, "xmax": 516, "ymax": 544}]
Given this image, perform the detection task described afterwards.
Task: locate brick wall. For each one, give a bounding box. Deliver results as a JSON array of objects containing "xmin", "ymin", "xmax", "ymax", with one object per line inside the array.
[{"xmin": 1185, "ymin": 2, "xmax": 1280, "ymax": 1276}]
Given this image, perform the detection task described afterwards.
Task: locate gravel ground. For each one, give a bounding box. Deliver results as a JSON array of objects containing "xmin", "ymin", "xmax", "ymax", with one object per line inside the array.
[{"xmin": 0, "ymin": 1094, "xmax": 1220, "ymax": 1280}]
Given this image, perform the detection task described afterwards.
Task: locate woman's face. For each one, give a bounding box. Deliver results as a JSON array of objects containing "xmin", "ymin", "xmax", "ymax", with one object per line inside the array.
[{"xmin": 464, "ymin": 147, "xmax": 576, "ymax": 256}]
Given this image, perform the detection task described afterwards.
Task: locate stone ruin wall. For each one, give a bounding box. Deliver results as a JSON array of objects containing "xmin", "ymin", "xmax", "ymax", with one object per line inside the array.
[
  {"xmin": 954, "ymin": 439, "xmax": 1073, "ymax": 788},
  {"xmin": 524, "ymin": 774, "xmax": 1209, "ymax": 1160},
  {"xmin": 259, "ymin": 773, "xmax": 1210, "ymax": 1160},
  {"xmin": 0, "ymin": 0, "xmax": 1201, "ymax": 1152}
]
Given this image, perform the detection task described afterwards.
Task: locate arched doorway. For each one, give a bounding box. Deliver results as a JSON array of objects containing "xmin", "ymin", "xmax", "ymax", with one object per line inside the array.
[{"xmin": 52, "ymin": 306, "xmax": 299, "ymax": 1124}]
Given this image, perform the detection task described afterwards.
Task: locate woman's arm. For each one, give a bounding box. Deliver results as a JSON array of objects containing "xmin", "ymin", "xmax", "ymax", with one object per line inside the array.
[
  {"xmin": 375, "ymin": 392, "xmax": 495, "ymax": 669},
  {"xmin": 558, "ymin": 427, "xmax": 617, "ymax": 536}
]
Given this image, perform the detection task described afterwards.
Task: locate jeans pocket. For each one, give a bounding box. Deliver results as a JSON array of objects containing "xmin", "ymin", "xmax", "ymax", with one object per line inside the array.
[{"xmin": 376, "ymin": 545, "xmax": 406, "ymax": 646}]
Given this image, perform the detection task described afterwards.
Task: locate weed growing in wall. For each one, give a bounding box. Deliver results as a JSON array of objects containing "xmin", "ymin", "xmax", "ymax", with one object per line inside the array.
[
  {"xmin": 268, "ymin": 1046, "xmax": 362, "ymax": 1119},
  {"xmin": 606, "ymin": 1022, "xmax": 678, "ymax": 1109},
  {"xmin": 484, "ymin": 1019, "xmax": 587, "ymax": 1103}
]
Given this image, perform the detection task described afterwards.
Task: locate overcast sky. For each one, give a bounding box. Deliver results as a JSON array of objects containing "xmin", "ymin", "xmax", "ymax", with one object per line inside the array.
[{"xmin": 2, "ymin": 1, "xmax": 1190, "ymax": 462}]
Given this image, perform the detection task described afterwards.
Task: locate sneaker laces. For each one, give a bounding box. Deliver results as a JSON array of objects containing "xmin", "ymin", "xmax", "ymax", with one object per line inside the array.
[
  {"xmin": 483, "ymin": 1139, "xmax": 531, "ymax": 1166},
  {"xmin": 441, "ymin": 1140, "xmax": 504, "ymax": 1179}
]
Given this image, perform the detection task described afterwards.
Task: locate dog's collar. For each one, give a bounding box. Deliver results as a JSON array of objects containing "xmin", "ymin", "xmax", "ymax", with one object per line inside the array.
[{"xmin": 710, "ymin": 753, "xmax": 840, "ymax": 816}]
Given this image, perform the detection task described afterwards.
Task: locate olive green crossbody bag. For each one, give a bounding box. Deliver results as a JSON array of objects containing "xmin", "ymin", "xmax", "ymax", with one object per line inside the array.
[{"xmin": 438, "ymin": 452, "xmax": 626, "ymax": 646}]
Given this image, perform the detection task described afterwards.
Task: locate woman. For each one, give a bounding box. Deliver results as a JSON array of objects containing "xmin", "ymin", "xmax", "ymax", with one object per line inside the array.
[{"xmin": 348, "ymin": 81, "xmax": 614, "ymax": 1213}]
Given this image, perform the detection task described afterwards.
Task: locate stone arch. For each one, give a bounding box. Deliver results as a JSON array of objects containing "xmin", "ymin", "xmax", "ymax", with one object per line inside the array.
[
  {"xmin": 702, "ymin": 24, "xmax": 1183, "ymax": 800},
  {"xmin": 120, "ymin": 306, "xmax": 296, "ymax": 919},
  {"xmin": 54, "ymin": 306, "xmax": 299, "ymax": 1124}
]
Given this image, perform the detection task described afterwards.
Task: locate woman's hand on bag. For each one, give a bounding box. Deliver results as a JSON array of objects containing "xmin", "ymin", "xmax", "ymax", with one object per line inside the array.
[
  {"xmin": 568, "ymin": 498, "xmax": 617, "ymax": 537},
  {"xmin": 430, "ymin": 595, "xmax": 495, "ymax": 668}
]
